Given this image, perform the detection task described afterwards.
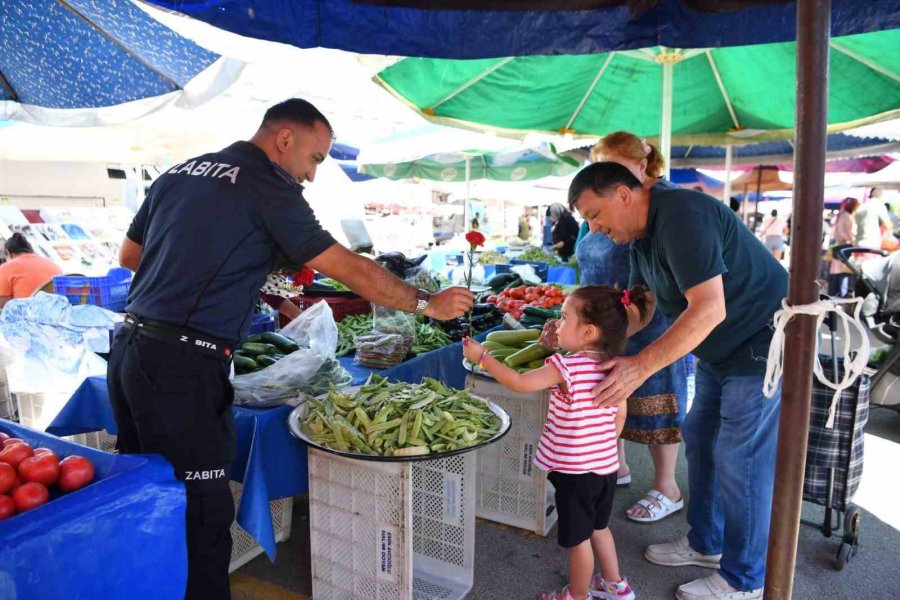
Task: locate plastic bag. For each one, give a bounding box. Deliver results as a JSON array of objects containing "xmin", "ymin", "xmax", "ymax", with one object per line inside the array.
[
  {"xmin": 232, "ymin": 300, "xmax": 338, "ymax": 407},
  {"xmin": 354, "ymin": 304, "xmax": 414, "ymax": 368}
]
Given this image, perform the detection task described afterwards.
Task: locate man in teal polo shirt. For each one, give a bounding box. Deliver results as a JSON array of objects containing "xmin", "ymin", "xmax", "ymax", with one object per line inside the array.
[{"xmin": 568, "ymin": 162, "xmax": 787, "ymax": 600}]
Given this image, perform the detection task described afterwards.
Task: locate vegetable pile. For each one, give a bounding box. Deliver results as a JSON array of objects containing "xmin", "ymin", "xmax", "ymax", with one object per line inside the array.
[
  {"xmin": 337, "ymin": 313, "xmax": 495, "ymax": 356},
  {"xmin": 477, "ymin": 250, "xmax": 508, "ymax": 265},
  {"xmin": 300, "ymin": 376, "xmax": 502, "ymax": 457},
  {"xmin": 0, "ymin": 431, "xmax": 95, "ymax": 520},
  {"xmin": 476, "ymin": 329, "xmax": 552, "ymax": 374},
  {"xmin": 515, "ymin": 247, "xmax": 561, "ymax": 265},
  {"xmin": 234, "ymin": 331, "xmax": 301, "ymax": 374},
  {"xmin": 486, "ymin": 284, "xmax": 565, "ymax": 322}
]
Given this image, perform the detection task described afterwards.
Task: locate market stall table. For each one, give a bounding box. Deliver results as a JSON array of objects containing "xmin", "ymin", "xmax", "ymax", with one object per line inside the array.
[{"xmin": 45, "ymin": 335, "xmax": 484, "ymax": 561}]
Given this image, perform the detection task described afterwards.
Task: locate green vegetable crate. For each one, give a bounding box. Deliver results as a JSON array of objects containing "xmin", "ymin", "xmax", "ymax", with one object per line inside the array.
[
  {"xmin": 307, "ymin": 448, "xmax": 476, "ymax": 600},
  {"xmin": 468, "ymin": 377, "xmax": 558, "ymax": 536}
]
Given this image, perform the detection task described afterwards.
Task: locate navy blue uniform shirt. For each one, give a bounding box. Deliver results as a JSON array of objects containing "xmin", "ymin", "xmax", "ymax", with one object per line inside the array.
[
  {"xmin": 629, "ymin": 185, "xmax": 788, "ymax": 375},
  {"xmin": 125, "ymin": 141, "xmax": 336, "ymax": 343}
]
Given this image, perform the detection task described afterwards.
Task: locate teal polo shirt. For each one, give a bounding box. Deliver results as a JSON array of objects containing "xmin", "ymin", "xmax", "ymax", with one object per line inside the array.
[{"xmin": 629, "ymin": 185, "xmax": 788, "ymax": 375}]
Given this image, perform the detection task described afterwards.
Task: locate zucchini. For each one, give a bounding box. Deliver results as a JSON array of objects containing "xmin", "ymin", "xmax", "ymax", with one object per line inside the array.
[
  {"xmin": 233, "ymin": 355, "xmax": 258, "ymax": 372},
  {"xmin": 257, "ymin": 355, "xmax": 279, "ymax": 367},
  {"xmin": 525, "ymin": 358, "xmax": 547, "ymax": 369},
  {"xmin": 488, "ymin": 348, "xmax": 518, "ymax": 360},
  {"xmin": 519, "ymin": 315, "xmax": 547, "ymax": 327},
  {"xmin": 481, "ymin": 340, "xmax": 515, "ymax": 351},
  {"xmin": 504, "ymin": 342, "xmax": 551, "ymax": 368},
  {"xmin": 241, "ymin": 342, "xmax": 278, "ymax": 356},
  {"xmin": 523, "ymin": 306, "xmax": 560, "ymax": 319},
  {"xmin": 260, "ymin": 331, "xmax": 300, "ymax": 354},
  {"xmin": 486, "ymin": 329, "xmax": 541, "ymax": 346}
]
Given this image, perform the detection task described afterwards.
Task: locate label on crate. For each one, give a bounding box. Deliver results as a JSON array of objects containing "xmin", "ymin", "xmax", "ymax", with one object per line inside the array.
[
  {"xmin": 376, "ymin": 524, "xmax": 398, "ymax": 583},
  {"xmin": 520, "ymin": 442, "xmax": 535, "ymax": 480},
  {"xmin": 442, "ymin": 472, "xmax": 463, "ymax": 527}
]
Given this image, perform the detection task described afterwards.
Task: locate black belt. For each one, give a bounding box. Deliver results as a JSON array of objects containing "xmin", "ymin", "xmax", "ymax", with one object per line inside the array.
[{"xmin": 123, "ymin": 314, "xmax": 233, "ymax": 362}]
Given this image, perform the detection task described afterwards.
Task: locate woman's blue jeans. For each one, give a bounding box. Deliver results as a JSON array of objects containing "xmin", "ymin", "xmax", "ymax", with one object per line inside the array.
[{"xmin": 683, "ymin": 360, "xmax": 782, "ymax": 591}]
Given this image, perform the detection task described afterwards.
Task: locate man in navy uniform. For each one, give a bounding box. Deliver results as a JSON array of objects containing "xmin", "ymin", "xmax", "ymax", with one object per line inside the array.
[{"xmin": 110, "ymin": 98, "xmax": 473, "ymax": 599}]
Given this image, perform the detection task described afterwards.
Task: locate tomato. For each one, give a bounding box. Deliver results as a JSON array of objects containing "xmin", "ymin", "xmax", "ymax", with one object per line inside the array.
[
  {"xmin": 486, "ymin": 295, "xmax": 498, "ymax": 304},
  {"xmin": 12, "ymin": 482, "xmax": 49, "ymax": 513},
  {"xmin": 2, "ymin": 438, "xmax": 24, "ymax": 448},
  {"xmin": 18, "ymin": 454, "xmax": 59, "ymax": 487},
  {"xmin": 0, "ymin": 433, "xmax": 9, "ymax": 444},
  {"xmin": 58, "ymin": 455, "xmax": 95, "ymax": 492},
  {"xmin": 0, "ymin": 494, "xmax": 14, "ymax": 520},
  {"xmin": 33, "ymin": 448, "xmax": 59, "ymax": 461},
  {"xmin": 0, "ymin": 462, "xmax": 16, "ymax": 495},
  {"xmin": 0, "ymin": 443, "xmax": 33, "ymax": 469}
]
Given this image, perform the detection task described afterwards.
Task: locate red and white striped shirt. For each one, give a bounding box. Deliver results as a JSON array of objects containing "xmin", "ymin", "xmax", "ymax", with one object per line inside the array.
[{"xmin": 533, "ymin": 352, "xmax": 620, "ymax": 475}]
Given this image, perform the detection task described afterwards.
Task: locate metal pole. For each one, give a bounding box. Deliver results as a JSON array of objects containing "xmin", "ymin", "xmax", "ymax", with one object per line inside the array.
[
  {"xmin": 723, "ymin": 146, "xmax": 733, "ymax": 203},
  {"xmin": 660, "ymin": 62, "xmax": 674, "ymax": 180},
  {"xmin": 754, "ymin": 167, "xmax": 763, "ymax": 232},
  {"xmin": 764, "ymin": 1, "xmax": 830, "ymax": 598},
  {"xmin": 464, "ymin": 156, "xmax": 471, "ymax": 230}
]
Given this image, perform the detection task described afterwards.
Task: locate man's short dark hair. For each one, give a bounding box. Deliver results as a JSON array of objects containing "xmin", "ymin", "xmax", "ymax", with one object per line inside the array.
[
  {"xmin": 262, "ymin": 98, "xmax": 333, "ymax": 135},
  {"xmin": 568, "ymin": 162, "xmax": 643, "ymax": 212}
]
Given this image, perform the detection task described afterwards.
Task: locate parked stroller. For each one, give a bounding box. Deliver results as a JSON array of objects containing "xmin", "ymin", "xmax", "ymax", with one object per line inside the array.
[{"xmin": 833, "ymin": 246, "xmax": 899, "ymax": 409}]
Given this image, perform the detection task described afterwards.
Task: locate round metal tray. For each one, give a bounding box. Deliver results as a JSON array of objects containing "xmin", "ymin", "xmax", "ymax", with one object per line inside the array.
[
  {"xmin": 287, "ymin": 388, "xmax": 511, "ymax": 463},
  {"xmin": 462, "ymin": 357, "xmax": 495, "ymax": 379}
]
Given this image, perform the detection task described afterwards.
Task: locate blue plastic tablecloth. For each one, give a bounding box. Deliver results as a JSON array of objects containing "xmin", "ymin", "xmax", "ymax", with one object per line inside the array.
[
  {"xmin": 0, "ymin": 420, "xmax": 187, "ymax": 599},
  {"xmin": 45, "ymin": 335, "xmax": 486, "ymax": 561},
  {"xmin": 46, "ymin": 379, "xmax": 301, "ymax": 562}
]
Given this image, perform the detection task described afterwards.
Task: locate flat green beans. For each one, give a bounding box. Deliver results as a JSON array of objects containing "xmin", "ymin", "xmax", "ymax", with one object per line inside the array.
[{"xmin": 300, "ymin": 376, "xmax": 501, "ymax": 457}]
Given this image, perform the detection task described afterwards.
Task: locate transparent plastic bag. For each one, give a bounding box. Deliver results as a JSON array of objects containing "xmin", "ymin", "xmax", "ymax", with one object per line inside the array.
[
  {"xmin": 354, "ymin": 304, "xmax": 414, "ymax": 368},
  {"xmin": 232, "ymin": 300, "xmax": 339, "ymax": 407}
]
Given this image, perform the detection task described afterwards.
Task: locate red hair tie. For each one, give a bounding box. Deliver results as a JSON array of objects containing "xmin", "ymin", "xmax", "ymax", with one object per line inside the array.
[{"xmin": 621, "ymin": 289, "xmax": 632, "ymax": 307}]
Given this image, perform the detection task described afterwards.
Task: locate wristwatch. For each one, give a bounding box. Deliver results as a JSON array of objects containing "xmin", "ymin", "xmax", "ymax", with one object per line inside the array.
[{"xmin": 414, "ymin": 288, "xmax": 432, "ymax": 316}]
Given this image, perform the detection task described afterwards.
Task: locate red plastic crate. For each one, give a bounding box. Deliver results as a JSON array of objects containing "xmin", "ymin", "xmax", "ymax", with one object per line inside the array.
[{"xmin": 278, "ymin": 295, "xmax": 371, "ymax": 328}]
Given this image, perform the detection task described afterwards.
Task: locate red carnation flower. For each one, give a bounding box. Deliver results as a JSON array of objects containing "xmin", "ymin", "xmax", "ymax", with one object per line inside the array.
[
  {"xmin": 465, "ymin": 230, "xmax": 486, "ymax": 249},
  {"xmin": 292, "ymin": 267, "xmax": 316, "ymax": 287}
]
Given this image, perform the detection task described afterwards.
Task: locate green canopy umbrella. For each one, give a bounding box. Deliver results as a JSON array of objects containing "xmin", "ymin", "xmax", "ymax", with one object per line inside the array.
[
  {"xmin": 374, "ymin": 28, "xmax": 900, "ymax": 174},
  {"xmin": 357, "ymin": 131, "xmax": 579, "ymax": 226}
]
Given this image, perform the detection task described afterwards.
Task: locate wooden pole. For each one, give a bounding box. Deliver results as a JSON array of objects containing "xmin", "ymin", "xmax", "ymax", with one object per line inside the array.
[{"xmin": 763, "ymin": 1, "xmax": 830, "ymax": 598}]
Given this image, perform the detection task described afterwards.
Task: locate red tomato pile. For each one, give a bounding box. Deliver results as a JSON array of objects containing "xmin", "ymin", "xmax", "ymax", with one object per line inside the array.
[
  {"xmin": 486, "ymin": 285, "xmax": 566, "ymax": 320},
  {"xmin": 0, "ymin": 431, "xmax": 95, "ymax": 520}
]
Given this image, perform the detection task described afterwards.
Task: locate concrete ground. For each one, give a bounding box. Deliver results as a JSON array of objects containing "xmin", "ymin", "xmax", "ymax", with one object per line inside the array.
[{"xmin": 235, "ymin": 406, "xmax": 900, "ymax": 600}]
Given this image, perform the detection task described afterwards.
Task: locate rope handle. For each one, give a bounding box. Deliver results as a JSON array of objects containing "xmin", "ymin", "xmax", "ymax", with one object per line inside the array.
[{"xmin": 763, "ymin": 297, "xmax": 870, "ymax": 429}]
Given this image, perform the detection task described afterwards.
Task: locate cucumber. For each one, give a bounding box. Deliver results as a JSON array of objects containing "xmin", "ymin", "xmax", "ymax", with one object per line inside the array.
[
  {"xmin": 486, "ymin": 329, "xmax": 541, "ymax": 346},
  {"xmin": 523, "ymin": 306, "xmax": 560, "ymax": 319},
  {"xmin": 519, "ymin": 315, "xmax": 547, "ymax": 327},
  {"xmin": 256, "ymin": 355, "xmax": 279, "ymax": 367},
  {"xmin": 246, "ymin": 334, "xmax": 264, "ymax": 343},
  {"xmin": 233, "ymin": 355, "xmax": 258, "ymax": 372},
  {"xmin": 504, "ymin": 342, "xmax": 551, "ymax": 368},
  {"xmin": 241, "ymin": 342, "xmax": 278, "ymax": 356},
  {"xmin": 260, "ymin": 331, "xmax": 300, "ymax": 354}
]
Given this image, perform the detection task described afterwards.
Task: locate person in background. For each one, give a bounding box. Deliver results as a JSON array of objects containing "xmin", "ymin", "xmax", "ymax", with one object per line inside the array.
[
  {"xmin": 828, "ymin": 197, "xmax": 858, "ymax": 297},
  {"xmin": 518, "ymin": 208, "xmax": 533, "ymax": 241},
  {"xmin": 0, "ymin": 232, "xmax": 63, "ymax": 307},
  {"xmin": 110, "ymin": 98, "xmax": 473, "ymax": 600},
  {"xmin": 855, "ymin": 188, "xmax": 892, "ymax": 250},
  {"xmin": 580, "ymin": 131, "xmax": 687, "ymax": 524},
  {"xmin": 471, "ymin": 212, "xmax": 481, "ymax": 231},
  {"xmin": 547, "ymin": 203, "xmax": 580, "ymax": 261},
  {"xmin": 463, "ymin": 286, "xmax": 642, "ymax": 600},
  {"xmin": 759, "ymin": 209, "xmax": 788, "ymax": 260}
]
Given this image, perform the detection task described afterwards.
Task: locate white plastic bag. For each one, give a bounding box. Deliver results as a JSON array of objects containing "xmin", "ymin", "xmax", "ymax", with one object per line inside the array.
[{"xmin": 232, "ymin": 300, "xmax": 338, "ymax": 407}]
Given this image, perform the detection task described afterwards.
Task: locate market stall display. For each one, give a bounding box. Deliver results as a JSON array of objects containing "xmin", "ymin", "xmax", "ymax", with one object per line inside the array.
[
  {"xmin": 290, "ymin": 377, "xmax": 509, "ymax": 459},
  {"xmin": 290, "ymin": 378, "xmax": 510, "ymax": 600},
  {"xmin": 0, "ymin": 420, "xmax": 187, "ymax": 599}
]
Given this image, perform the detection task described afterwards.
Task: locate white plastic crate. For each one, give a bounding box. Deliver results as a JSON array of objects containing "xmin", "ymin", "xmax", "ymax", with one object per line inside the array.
[
  {"xmin": 229, "ymin": 480, "xmax": 294, "ymax": 572},
  {"xmin": 469, "ymin": 376, "xmax": 557, "ymax": 536},
  {"xmin": 308, "ymin": 448, "xmax": 476, "ymax": 600},
  {"xmin": 11, "ymin": 390, "xmax": 116, "ymax": 450}
]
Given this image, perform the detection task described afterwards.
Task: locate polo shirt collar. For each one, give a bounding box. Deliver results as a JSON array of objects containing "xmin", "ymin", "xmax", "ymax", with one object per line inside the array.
[
  {"xmin": 643, "ymin": 185, "xmax": 661, "ymax": 239},
  {"xmin": 228, "ymin": 141, "xmax": 305, "ymax": 190}
]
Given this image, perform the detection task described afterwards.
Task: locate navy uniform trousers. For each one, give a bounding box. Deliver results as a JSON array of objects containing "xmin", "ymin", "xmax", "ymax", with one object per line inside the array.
[{"xmin": 108, "ymin": 324, "xmax": 236, "ymax": 600}]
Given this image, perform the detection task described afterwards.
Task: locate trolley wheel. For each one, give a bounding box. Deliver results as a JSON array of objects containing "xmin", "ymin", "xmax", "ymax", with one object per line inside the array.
[
  {"xmin": 836, "ymin": 542, "xmax": 853, "ymax": 571},
  {"xmin": 843, "ymin": 504, "xmax": 862, "ymax": 548}
]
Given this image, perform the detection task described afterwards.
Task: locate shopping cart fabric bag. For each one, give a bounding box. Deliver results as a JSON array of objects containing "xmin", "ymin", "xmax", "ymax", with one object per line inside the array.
[{"xmin": 803, "ymin": 357, "xmax": 870, "ymax": 511}]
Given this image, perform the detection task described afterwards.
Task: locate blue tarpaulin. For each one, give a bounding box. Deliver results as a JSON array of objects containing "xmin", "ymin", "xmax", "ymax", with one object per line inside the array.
[
  {"xmin": 0, "ymin": 420, "xmax": 187, "ymax": 600},
  {"xmin": 143, "ymin": 1, "xmax": 900, "ymax": 59}
]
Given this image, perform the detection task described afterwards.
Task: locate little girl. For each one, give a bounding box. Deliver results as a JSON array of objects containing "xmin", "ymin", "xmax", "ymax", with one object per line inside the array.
[{"xmin": 463, "ymin": 285, "xmax": 649, "ymax": 600}]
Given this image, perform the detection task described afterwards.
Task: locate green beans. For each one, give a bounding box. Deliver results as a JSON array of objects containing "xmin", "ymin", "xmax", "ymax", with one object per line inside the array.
[
  {"xmin": 336, "ymin": 314, "xmax": 452, "ymax": 359},
  {"xmin": 299, "ymin": 376, "xmax": 502, "ymax": 457}
]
